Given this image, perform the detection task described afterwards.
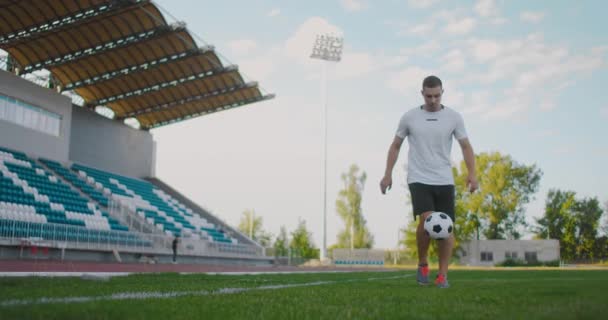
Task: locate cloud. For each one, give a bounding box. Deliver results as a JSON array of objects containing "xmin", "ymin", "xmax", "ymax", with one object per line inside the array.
[
  {"xmin": 334, "ymin": 51, "xmax": 376, "ymax": 78},
  {"xmin": 444, "ymin": 89, "xmax": 465, "ymax": 107},
  {"xmin": 236, "ymin": 17, "xmax": 404, "ymax": 82},
  {"xmin": 535, "ymin": 130, "xmax": 559, "ymax": 138},
  {"xmin": 340, "ymin": 0, "xmax": 366, "ymax": 12},
  {"xmin": 481, "ymin": 95, "xmax": 529, "ymax": 120},
  {"xmin": 520, "ymin": 11, "xmax": 545, "ymax": 23},
  {"xmin": 396, "ymin": 9, "xmax": 477, "ymax": 37},
  {"xmin": 400, "ymin": 40, "xmax": 441, "ymax": 57},
  {"xmin": 469, "ymin": 39, "xmax": 501, "ymax": 63},
  {"xmin": 474, "ymin": 0, "xmax": 507, "ymax": 25},
  {"xmin": 474, "ymin": 0, "xmax": 498, "ymax": 17},
  {"xmin": 407, "ymin": 0, "xmax": 439, "ymax": 8},
  {"xmin": 539, "ymin": 100, "xmax": 556, "ymax": 111},
  {"xmin": 601, "ymin": 107, "xmax": 608, "ymax": 118},
  {"xmin": 462, "ymin": 91, "xmax": 490, "ymax": 115},
  {"xmin": 443, "ymin": 17, "xmax": 476, "ymax": 35},
  {"xmin": 227, "ymin": 39, "xmax": 258, "ymax": 56},
  {"xmin": 386, "ymin": 66, "xmax": 431, "ymax": 96},
  {"xmin": 405, "ymin": 22, "xmax": 435, "ymax": 35},
  {"xmin": 553, "ymin": 145, "xmax": 576, "ymax": 155},
  {"xmin": 440, "ymin": 49, "xmax": 466, "ymax": 73},
  {"xmin": 267, "ymin": 8, "xmax": 281, "ymax": 17},
  {"xmin": 458, "ymin": 33, "xmax": 605, "ymax": 119},
  {"xmin": 236, "ymin": 47, "xmax": 281, "ymax": 82}
]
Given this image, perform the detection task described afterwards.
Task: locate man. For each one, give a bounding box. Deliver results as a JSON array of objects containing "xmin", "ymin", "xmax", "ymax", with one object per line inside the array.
[
  {"xmin": 172, "ymin": 235, "xmax": 180, "ymax": 264},
  {"xmin": 380, "ymin": 75, "xmax": 478, "ymax": 288}
]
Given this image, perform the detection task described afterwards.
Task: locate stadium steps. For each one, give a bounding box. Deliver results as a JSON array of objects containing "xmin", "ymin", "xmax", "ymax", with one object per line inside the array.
[
  {"xmin": 0, "ymin": 146, "xmax": 128, "ymax": 231},
  {"xmin": 71, "ymin": 163, "xmax": 235, "ymax": 243},
  {"xmin": 37, "ymin": 159, "xmax": 102, "ymax": 209},
  {"xmin": 0, "ymin": 146, "xmax": 146, "ymax": 245},
  {"xmin": 146, "ymin": 177, "xmax": 257, "ymax": 247}
]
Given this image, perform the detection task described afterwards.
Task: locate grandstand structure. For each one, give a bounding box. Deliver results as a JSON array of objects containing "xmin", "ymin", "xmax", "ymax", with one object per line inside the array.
[{"xmin": 0, "ymin": 0, "xmax": 273, "ymax": 265}]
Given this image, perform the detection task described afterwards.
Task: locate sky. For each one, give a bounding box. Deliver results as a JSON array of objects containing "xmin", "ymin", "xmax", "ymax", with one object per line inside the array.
[{"xmin": 149, "ymin": 0, "xmax": 608, "ymax": 249}]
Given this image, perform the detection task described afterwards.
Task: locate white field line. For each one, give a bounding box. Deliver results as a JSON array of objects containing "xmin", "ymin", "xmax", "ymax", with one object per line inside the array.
[{"xmin": 0, "ymin": 273, "xmax": 414, "ymax": 307}]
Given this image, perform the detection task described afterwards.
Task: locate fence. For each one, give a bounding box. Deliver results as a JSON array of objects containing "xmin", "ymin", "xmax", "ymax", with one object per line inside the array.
[{"xmin": 0, "ymin": 218, "xmax": 263, "ymax": 258}]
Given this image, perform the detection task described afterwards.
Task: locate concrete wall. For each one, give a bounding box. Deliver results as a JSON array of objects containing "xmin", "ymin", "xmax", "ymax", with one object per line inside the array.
[
  {"xmin": 0, "ymin": 70, "xmax": 72, "ymax": 162},
  {"xmin": 69, "ymin": 106, "xmax": 156, "ymax": 178},
  {"xmin": 459, "ymin": 239, "xmax": 560, "ymax": 266}
]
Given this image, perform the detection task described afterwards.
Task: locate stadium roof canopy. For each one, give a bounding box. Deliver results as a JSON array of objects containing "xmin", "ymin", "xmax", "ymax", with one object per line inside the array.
[{"xmin": 0, "ymin": 0, "xmax": 273, "ymax": 129}]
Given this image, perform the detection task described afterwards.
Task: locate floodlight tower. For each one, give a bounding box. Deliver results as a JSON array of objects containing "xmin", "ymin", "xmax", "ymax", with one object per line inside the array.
[{"xmin": 310, "ymin": 34, "xmax": 344, "ymax": 261}]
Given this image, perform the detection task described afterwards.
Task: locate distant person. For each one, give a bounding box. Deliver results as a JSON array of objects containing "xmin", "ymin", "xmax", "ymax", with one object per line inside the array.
[
  {"xmin": 172, "ymin": 235, "xmax": 180, "ymax": 264},
  {"xmin": 380, "ymin": 75, "xmax": 478, "ymax": 288}
]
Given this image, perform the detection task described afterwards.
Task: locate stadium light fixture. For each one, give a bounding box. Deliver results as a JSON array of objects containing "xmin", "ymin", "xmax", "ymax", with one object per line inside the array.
[{"xmin": 310, "ymin": 34, "xmax": 343, "ymax": 262}]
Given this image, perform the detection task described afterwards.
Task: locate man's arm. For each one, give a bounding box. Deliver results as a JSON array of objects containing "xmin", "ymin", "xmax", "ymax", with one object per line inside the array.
[
  {"xmin": 380, "ymin": 136, "xmax": 404, "ymax": 194},
  {"xmin": 458, "ymin": 138, "xmax": 478, "ymax": 192}
]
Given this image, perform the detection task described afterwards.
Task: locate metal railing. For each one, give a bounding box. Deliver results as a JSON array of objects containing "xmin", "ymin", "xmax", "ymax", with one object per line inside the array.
[
  {"xmin": 0, "ymin": 218, "xmax": 157, "ymax": 253},
  {"xmin": 108, "ymin": 198, "xmax": 264, "ymax": 257},
  {"xmin": 0, "ymin": 218, "xmax": 263, "ymax": 258},
  {"xmin": 108, "ymin": 199, "xmax": 164, "ymax": 235}
]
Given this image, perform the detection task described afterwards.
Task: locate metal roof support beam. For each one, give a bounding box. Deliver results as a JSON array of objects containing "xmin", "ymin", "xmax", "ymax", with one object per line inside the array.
[
  {"xmin": 63, "ymin": 46, "xmax": 214, "ymax": 91},
  {"xmin": 117, "ymin": 81, "xmax": 259, "ymax": 119},
  {"xmin": 20, "ymin": 25, "xmax": 185, "ymax": 74},
  {"xmin": 145, "ymin": 94, "xmax": 275, "ymax": 130},
  {"xmin": 89, "ymin": 64, "xmax": 238, "ymax": 106},
  {"xmin": 0, "ymin": 0, "xmax": 149, "ymax": 47}
]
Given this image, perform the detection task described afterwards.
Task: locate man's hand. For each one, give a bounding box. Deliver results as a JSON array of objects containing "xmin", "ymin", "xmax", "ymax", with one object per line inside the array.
[
  {"xmin": 380, "ymin": 175, "xmax": 392, "ymax": 194},
  {"xmin": 467, "ymin": 175, "xmax": 479, "ymax": 193}
]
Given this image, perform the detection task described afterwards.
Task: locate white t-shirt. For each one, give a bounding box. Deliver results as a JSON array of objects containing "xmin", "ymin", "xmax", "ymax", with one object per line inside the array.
[{"xmin": 395, "ymin": 105, "xmax": 468, "ymax": 186}]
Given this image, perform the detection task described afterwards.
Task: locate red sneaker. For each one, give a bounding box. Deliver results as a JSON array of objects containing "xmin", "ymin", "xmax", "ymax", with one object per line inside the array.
[{"xmin": 435, "ymin": 274, "xmax": 450, "ymax": 288}]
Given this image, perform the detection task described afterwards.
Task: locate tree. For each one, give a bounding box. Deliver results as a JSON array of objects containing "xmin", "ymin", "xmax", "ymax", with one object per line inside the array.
[
  {"xmin": 335, "ymin": 164, "xmax": 374, "ymax": 249},
  {"xmin": 237, "ymin": 209, "xmax": 272, "ymax": 247},
  {"xmin": 534, "ymin": 190, "xmax": 605, "ymax": 261},
  {"xmin": 290, "ymin": 219, "xmax": 317, "ymax": 259},
  {"xmin": 601, "ymin": 201, "xmax": 608, "ymax": 236},
  {"xmin": 535, "ymin": 189, "xmax": 578, "ymax": 260},
  {"xmin": 454, "ymin": 152, "xmax": 542, "ymax": 240},
  {"xmin": 572, "ymin": 197, "xmax": 603, "ymax": 260},
  {"xmin": 535, "ymin": 189, "xmax": 577, "ymax": 240},
  {"xmin": 273, "ymin": 226, "xmax": 289, "ymax": 257}
]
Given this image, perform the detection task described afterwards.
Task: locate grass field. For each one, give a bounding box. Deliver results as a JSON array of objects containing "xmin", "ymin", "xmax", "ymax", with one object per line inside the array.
[{"xmin": 1, "ymin": 269, "xmax": 607, "ymax": 319}]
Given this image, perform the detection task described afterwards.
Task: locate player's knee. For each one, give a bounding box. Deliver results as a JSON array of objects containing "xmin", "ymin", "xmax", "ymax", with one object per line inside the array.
[{"xmin": 420, "ymin": 211, "xmax": 433, "ymax": 220}]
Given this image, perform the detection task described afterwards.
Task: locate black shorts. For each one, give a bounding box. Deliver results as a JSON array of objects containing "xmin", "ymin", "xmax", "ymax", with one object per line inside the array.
[{"xmin": 408, "ymin": 183, "xmax": 455, "ymax": 222}]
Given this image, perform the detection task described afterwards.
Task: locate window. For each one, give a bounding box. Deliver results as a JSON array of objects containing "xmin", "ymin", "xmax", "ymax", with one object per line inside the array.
[
  {"xmin": 525, "ymin": 252, "xmax": 537, "ymax": 263},
  {"xmin": 481, "ymin": 251, "xmax": 493, "ymax": 262},
  {"xmin": 505, "ymin": 251, "xmax": 518, "ymax": 259},
  {"xmin": 0, "ymin": 95, "xmax": 61, "ymax": 137}
]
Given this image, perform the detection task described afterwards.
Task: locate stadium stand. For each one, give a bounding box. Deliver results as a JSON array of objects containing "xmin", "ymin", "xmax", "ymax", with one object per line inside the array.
[
  {"xmin": 0, "ymin": 145, "xmax": 149, "ymax": 246},
  {"xmin": 71, "ymin": 163, "xmax": 236, "ymax": 244},
  {"xmin": 0, "ymin": 0, "xmax": 270, "ymax": 264}
]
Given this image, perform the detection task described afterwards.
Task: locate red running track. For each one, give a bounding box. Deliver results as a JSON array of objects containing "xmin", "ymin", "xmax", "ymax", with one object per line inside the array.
[{"xmin": 0, "ymin": 260, "xmax": 391, "ymax": 274}]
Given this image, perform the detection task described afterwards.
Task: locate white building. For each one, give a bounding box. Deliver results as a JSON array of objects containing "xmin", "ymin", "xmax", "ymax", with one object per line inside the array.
[{"xmin": 459, "ymin": 240, "xmax": 560, "ymax": 266}]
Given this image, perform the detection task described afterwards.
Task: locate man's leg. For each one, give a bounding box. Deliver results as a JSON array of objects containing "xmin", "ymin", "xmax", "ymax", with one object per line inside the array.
[
  {"xmin": 434, "ymin": 185, "xmax": 455, "ymax": 288},
  {"xmin": 416, "ymin": 211, "xmax": 433, "ymax": 265},
  {"xmin": 409, "ymin": 183, "xmax": 435, "ymax": 286},
  {"xmin": 437, "ymin": 233, "xmax": 454, "ymax": 276},
  {"xmin": 416, "ymin": 211, "xmax": 433, "ymax": 285}
]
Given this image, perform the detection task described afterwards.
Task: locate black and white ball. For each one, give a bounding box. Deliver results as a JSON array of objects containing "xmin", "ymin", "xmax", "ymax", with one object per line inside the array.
[{"xmin": 424, "ymin": 212, "xmax": 453, "ymax": 240}]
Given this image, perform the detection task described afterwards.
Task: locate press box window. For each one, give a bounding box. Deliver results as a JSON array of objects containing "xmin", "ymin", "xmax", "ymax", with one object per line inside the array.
[{"xmin": 0, "ymin": 95, "xmax": 61, "ymax": 137}]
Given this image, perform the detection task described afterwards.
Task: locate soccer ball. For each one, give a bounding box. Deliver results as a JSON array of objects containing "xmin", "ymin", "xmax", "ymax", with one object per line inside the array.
[{"xmin": 424, "ymin": 212, "xmax": 453, "ymax": 240}]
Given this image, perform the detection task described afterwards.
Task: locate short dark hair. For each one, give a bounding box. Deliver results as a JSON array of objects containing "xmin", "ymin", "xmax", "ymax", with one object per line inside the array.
[{"xmin": 422, "ymin": 75, "xmax": 442, "ymax": 89}]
